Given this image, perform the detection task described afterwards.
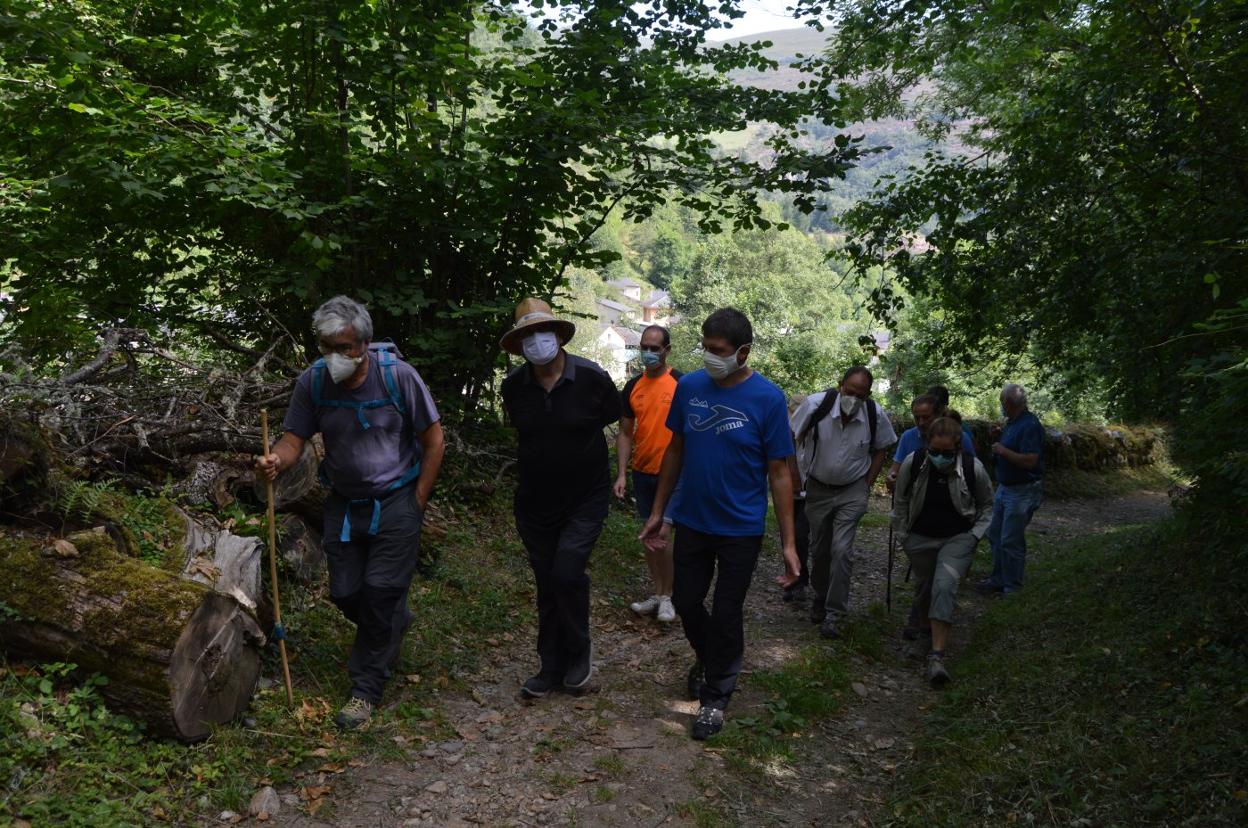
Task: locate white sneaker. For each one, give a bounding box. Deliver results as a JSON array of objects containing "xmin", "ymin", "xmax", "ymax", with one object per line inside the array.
[
  {"xmin": 630, "ymin": 595, "xmax": 661, "ymax": 616},
  {"xmin": 656, "ymin": 596, "xmax": 676, "ymax": 623}
]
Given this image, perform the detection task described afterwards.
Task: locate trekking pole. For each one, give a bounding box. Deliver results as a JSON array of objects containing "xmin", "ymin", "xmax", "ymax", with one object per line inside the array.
[
  {"xmin": 261, "ymin": 409, "xmax": 295, "ymax": 707},
  {"xmin": 886, "ymin": 487, "xmax": 895, "ymax": 612}
]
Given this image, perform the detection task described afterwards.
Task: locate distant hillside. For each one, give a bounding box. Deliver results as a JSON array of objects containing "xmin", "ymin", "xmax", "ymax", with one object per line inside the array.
[{"xmin": 708, "ymin": 28, "xmax": 939, "ymax": 232}]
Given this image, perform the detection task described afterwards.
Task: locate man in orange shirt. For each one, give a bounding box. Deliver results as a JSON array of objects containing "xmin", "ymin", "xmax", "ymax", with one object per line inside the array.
[{"xmin": 614, "ymin": 325, "xmax": 682, "ymax": 622}]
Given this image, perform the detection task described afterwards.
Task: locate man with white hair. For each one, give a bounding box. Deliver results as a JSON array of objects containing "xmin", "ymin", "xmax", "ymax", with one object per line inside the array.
[
  {"xmin": 256, "ymin": 295, "xmax": 445, "ymax": 729},
  {"xmin": 976, "ymin": 383, "xmax": 1044, "ymax": 595}
]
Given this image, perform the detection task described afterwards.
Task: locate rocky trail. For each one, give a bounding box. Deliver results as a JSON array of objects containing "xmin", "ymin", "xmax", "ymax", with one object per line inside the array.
[{"xmin": 265, "ymin": 489, "xmax": 1172, "ymax": 828}]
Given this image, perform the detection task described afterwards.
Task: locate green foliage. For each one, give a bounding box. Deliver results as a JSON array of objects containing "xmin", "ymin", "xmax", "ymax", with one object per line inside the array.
[
  {"xmin": 884, "ymin": 523, "xmax": 1248, "ymax": 826},
  {"xmin": 667, "ymin": 215, "xmax": 877, "ymax": 391},
  {"xmin": 809, "ymin": 0, "xmax": 1247, "ymax": 521},
  {"xmin": 0, "ymin": 0, "xmax": 864, "ymax": 404},
  {"xmin": 52, "ymin": 478, "xmax": 181, "ymax": 565}
]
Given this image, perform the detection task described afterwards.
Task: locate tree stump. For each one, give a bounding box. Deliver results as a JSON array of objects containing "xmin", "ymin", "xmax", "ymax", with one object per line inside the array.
[
  {"xmin": 277, "ymin": 513, "xmax": 325, "ymax": 586},
  {"xmin": 0, "ymin": 530, "xmax": 265, "ymax": 742}
]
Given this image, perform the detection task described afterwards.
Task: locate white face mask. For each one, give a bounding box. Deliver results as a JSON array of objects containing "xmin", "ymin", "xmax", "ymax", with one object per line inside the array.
[
  {"xmin": 703, "ymin": 344, "xmax": 748, "ymax": 380},
  {"xmin": 522, "ymin": 331, "xmax": 560, "ymax": 365},
  {"xmin": 839, "ymin": 393, "xmax": 861, "ymax": 417},
  {"xmin": 325, "ymin": 351, "xmax": 364, "ymax": 384}
]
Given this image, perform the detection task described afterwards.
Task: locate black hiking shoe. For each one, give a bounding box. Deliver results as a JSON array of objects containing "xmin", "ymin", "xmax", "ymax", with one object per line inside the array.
[
  {"xmin": 563, "ymin": 643, "xmax": 593, "ymax": 693},
  {"xmin": 973, "ymin": 578, "xmax": 1003, "ymax": 595},
  {"xmin": 521, "ymin": 672, "xmax": 560, "ymax": 699},
  {"xmin": 926, "ymin": 652, "xmax": 951, "ymax": 687},
  {"xmin": 809, "ymin": 603, "xmax": 827, "ymax": 625},
  {"xmin": 820, "ymin": 616, "xmax": 840, "ymax": 640},
  {"xmin": 691, "ymin": 706, "xmax": 724, "ymax": 741},
  {"xmin": 686, "ymin": 660, "xmax": 705, "ymax": 701}
]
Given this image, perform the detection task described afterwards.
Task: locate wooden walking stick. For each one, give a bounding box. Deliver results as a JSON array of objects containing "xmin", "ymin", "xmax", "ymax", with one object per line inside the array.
[{"xmin": 261, "ymin": 409, "xmax": 295, "ymax": 707}]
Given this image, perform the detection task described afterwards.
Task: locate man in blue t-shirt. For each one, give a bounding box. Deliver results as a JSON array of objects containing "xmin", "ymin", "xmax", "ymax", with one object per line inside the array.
[
  {"xmin": 976, "ymin": 383, "xmax": 1045, "ymax": 595},
  {"xmin": 640, "ymin": 308, "xmax": 800, "ymax": 741}
]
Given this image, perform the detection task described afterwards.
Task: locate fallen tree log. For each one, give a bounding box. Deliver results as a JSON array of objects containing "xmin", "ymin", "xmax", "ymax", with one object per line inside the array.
[{"xmin": 0, "ymin": 530, "xmax": 265, "ymax": 742}]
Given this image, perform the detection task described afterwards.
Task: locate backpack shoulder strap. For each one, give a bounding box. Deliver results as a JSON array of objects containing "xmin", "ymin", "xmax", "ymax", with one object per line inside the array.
[
  {"xmin": 904, "ymin": 446, "xmax": 927, "ymax": 497},
  {"xmin": 962, "ymin": 452, "xmax": 976, "ymax": 488},
  {"xmin": 311, "ymin": 357, "xmax": 327, "ymax": 405},
  {"xmin": 376, "ymin": 348, "xmax": 407, "ymax": 414},
  {"xmin": 867, "ymin": 399, "xmax": 878, "ymax": 447},
  {"xmin": 799, "ymin": 388, "xmax": 839, "ymax": 444}
]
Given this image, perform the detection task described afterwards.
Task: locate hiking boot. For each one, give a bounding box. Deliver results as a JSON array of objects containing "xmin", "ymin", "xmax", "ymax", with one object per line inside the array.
[
  {"xmin": 656, "ymin": 596, "xmax": 676, "ymax": 623},
  {"xmin": 783, "ymin": 584, "xmax": 808, "ymax": 604},
  {"xmin": 809, "ymin": 602, "xmax": 827, "ymax": 625},
  {"xmin": 691, "ymin": 705, "xmax": 724, "ymax": 741},
  {"xmin": 563, "ymin": 644, "xmax": 593, "ymax": 692},
  {"xmin": 819, "ymin": 616, "xmax": 840, "ymax": 640},
  {"xmin": 973, "ymin": 578, "xmax": 1003, "ymax": 595},
  {"xmin": 333, "ymin": 696, "xmax": 373, "ymax": 731},
  {"xmin": 521, "ymin": 672, "xmax": 560, "ymax": 699},
  {"xmin": 926, "ymin": 653, "xmax": 951, "ymax": 687},
  {"xmin": 686, "ymin": 660, "xmax": 705, "ymax": 701},
  {"xmin": 630, "ymin": 595, "xmax": 661, "ymax": 616}
]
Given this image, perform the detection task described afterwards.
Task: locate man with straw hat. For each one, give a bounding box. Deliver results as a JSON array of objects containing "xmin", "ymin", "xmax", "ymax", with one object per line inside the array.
[
  {"xmin": 256, "ymin": 296, "xmax": 444, "ymax": 730},
  {"xmin": 500, "ymin": 298, "xmax": 622, "ymax": 699}
]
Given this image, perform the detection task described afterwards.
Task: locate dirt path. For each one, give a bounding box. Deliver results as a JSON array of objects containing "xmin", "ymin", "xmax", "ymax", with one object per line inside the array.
[{"xmin": 267, "ymin": 489, "xmax": 1172, "ymax": 828}]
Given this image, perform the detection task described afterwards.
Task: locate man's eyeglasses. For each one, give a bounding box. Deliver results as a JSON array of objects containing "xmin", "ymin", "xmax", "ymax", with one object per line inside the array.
[
  {"xmin": 639, "ymin": 345, "xmax": 666, "ymax": 353},
  {"xmin": 318, "ymin": 342, "xmax": 362, "ymax": 357}
]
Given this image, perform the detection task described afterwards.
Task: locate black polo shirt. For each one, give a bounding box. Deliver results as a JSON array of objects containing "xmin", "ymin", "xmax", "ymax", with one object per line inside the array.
[{"xmin": 501, "ymin": 352, "xmax": 622, "ymax": 522}]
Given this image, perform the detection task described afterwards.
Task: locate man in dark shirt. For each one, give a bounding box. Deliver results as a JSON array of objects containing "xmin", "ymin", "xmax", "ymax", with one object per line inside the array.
[
  {"xmin": 500, "ymin": 298, "xmax": 622, "ymax": 699},
  {"xmin": 976, "ymin": 383, "xmax": 1045, "ymax": 595}
]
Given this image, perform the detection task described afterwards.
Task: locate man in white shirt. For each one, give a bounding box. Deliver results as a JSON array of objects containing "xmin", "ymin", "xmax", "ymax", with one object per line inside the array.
[{"xmin": 790, "ymin": 366, "xmax": 897, "ymax": 639}]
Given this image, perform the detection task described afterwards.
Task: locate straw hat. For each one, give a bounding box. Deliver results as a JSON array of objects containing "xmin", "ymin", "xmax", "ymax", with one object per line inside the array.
[{"xmin": 499, "ymin": 298, "xmax": 576, "ymax": 355}]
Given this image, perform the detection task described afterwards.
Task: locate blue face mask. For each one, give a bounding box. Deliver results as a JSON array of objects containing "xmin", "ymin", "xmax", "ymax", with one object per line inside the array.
[
  {"xmin": 640, "ymin": 350, "xmax": 661, "ymax": 368},
  {"xmin": 930, "ymin": 453, "xmax": 956, "ymax": 471}
]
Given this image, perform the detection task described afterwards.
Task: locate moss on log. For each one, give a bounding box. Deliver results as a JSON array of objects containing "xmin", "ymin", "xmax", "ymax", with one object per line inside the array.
[{"xmin": 0, "ymin": 530, "xmax": 265, "ymax": 742}]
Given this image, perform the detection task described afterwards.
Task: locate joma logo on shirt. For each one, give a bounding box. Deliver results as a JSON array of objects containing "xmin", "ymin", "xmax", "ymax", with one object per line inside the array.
[{"xmin": 688, "ymin": 404, "xmax": 749, "ymax": 434}]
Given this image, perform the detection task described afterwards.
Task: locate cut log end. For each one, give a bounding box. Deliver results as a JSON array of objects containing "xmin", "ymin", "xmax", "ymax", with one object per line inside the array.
[{"xmin": 170, "ymin": 592, "xmax": 265, "ymax": 742}]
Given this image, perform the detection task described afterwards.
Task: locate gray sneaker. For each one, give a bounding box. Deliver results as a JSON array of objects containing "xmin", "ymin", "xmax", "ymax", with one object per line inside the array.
[
  {"xmin": 333, "ymin": 696, "xmax": 374, "ymax": 730},
  {"xmin": 926, "ymin": 653, "xmax": 951, "ymax": 687}
]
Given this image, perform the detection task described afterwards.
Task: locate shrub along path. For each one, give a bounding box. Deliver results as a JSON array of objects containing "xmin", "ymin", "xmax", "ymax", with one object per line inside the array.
[{"xmin": 262, "ymin": 485, "xmax": 1173, "ymax": 828}]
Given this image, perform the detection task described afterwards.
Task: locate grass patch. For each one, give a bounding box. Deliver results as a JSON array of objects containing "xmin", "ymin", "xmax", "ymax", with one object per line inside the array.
[
  {"xmin": 882, "ymin": 520, "xmax": 1248, "ymax": 826},
  {"xmin": 593, "ymin": 753, "xmax": 626, "ymax": 776},
  {"xmin": 675, "ymin": 798, "xmax": 732, "ymax": 827},
  {"xmin": 1043, "ymin": 463, "xmax": 1181, "ymax": 500}
]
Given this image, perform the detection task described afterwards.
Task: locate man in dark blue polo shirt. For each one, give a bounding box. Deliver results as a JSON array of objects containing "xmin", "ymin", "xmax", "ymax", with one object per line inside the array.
[
  {"xmin": 500, "ymin": 298, "xmax": 622, "ymax": 699},
  {"xmin": 976, "ymin": 383, "xmax": 1045, "ymax": 595}
]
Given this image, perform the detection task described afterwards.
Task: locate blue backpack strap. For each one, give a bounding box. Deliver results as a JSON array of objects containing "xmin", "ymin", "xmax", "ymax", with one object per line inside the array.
[
  {"xmin": 311, "ymin": 357, "xmax": 327, "ymax": 405},
  {"xmin": 375, "ymin": 347, "xmax": 407, "ymax": 415}
]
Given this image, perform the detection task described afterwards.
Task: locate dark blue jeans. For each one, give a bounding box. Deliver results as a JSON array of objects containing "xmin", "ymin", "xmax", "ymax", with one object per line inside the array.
[
  {"xmin": 987, "ymin": 482, "xmax": 1043, "ymax": 593},
  {"xmin": 323, "ymin": 486, "xmax": 423, "ymax": 705},
  {"xmin": 671, "ymin": 525, "xmax": 762, "ymax": 711}
]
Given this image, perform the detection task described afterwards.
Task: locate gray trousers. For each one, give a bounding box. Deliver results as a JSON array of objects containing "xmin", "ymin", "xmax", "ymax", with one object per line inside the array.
[
  {"xmin": 903, "ymin": 532, "xmax": 977, "ymax": 624},
  {"xmin": 805, "ymin": 477, "xmax": 870, "ymax": 619},
  {"xmin": 323, "ymin": 487, "xmax": 423, "ymax": 705}
]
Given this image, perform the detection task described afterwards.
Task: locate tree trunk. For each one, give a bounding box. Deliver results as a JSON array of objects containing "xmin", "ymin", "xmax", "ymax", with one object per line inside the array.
[{"xmin": 0, "ymin": 531, "xmax": 265, "ymax": 743}]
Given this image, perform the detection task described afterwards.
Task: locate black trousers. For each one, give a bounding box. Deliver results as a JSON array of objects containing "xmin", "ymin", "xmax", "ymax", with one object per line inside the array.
[
  {"xmin": 322, "ymin": 486, "xmax": 423, "ymax": 705},
  {"xmin": 515, "ymin": 488, "xmax": 609, "ymax": 678},
  {"xmin": 671, "ymin": 525, "xmax": 763, "ymax": 710},
  {"xmin": 793, "ymin": 496, "xmax": 811, "ymax": 588}
]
